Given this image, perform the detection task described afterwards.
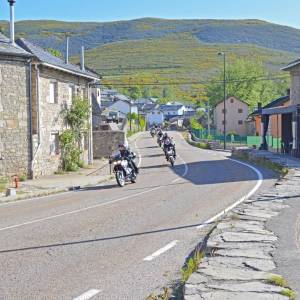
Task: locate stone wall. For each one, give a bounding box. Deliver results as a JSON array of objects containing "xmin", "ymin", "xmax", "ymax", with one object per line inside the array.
[
  {"xmin": 0, "ymin": 57, "xmax": 31, "ymax": 177},
  {"xmin": 32, "ymin": 65, "xmax": 92, "ymax": 177},
  {"xmin": 290, "ymin": 66, "xmax": 300, "ymax": 105},
  {"xmin": 93, "ymin": 130, "xmax": 125, "ymax": 158}
]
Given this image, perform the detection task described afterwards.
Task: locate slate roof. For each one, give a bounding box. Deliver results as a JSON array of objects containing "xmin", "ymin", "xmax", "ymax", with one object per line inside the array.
[
  {"xmin": 282, "ymin": 58, "xmax": 300, "ymax": 71},
  {"xmin": 250, "ymin": 95, "xmax": 290, "ymax": 116},
  {"xmin": 0, "ymin": 33, "xmax": 31, "ymax": 57},
  {"xmin": 16, "ymin": 38, "xmax": 99, "ymax": 80},
  {"xmin": 160, "ymin": 104, "xmax": 184, "ymax": 112}
]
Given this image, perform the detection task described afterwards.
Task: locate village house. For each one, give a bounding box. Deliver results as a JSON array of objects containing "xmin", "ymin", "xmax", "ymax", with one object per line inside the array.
[
  {"xmin": 256, "ymin": 57, "xmax": 300, "ymax": 156},
  {"xmin": 160, "ymin": 104, "xmax": 186, "ymax": 120},
  {"xmin": 0, "ymin": 33, "xmax": 32, "ymax": 178},
  {"xmin": 214, "ymin": 96, "xmax": 249, "ymax": 136},
  {"xmin": 15, "ymin": 38, "xmax": 100, "ymax": 177},
  {"xmin": 145, "ymin": 105, "xmax": 164, "ymax": 127},
  {"xmin": 249, "ymin": 94, "xmax": 290, "ymax": 151}
]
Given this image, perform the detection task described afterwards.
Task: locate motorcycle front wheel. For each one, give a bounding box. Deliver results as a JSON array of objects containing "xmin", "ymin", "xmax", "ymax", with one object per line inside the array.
[
  {"xmin": 170, "ymin": 156, "xmax": 175, "ymax": 167},
  {"xmin": 116, "ymin": 171, "xmax": 125, "ymax": 187}
]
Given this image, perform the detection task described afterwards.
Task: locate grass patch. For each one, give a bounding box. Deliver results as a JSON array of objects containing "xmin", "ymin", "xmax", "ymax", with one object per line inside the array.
[
  {"xmin": 145, "ymin": 288, "xmax": 171, "ymax": 300},
  {"xmin": 267, "ymin": 275, "xmax": 289, "ymax": 288},
  {"xmin": 184, "ymin": 132, "xmax": 211, "ymax": 150},
  {"xmin": 181, "ymin": 249, "xmax": 204, "ymax": 283},
  {"xmin": 281, "ymin": 288, "xmax": 296, "ymax": 300},
  {"xmin": 234, "ymin": 151, "xmax": 288, "ymax": 177}
]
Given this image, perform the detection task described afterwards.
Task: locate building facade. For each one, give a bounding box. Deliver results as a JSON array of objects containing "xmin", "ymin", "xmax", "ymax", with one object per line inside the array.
[
  {"xmin": 0, "ymin": 33, "xmax": 32, "ymax": 177},
  {"xmin": 214, "ymin": 97, "xmax": 249, "ymax": 136}
]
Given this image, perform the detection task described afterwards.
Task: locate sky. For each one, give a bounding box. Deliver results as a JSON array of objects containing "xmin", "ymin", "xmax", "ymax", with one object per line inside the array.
[{"xmin": 1, "ymin": 0, "xmax": 300, "ymax": 29}]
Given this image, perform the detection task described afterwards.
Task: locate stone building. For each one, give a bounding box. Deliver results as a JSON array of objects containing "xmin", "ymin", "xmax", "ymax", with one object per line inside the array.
[
  {"xmin": 0, "ymin": 33, "xmax": 32, "ymax": 177},
  {"xmin": 16, "ymin": 38, "xmax": 100, "ymax": 177}
]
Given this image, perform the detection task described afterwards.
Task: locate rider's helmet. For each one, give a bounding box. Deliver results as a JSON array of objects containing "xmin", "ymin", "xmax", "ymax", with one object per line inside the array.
[{"xmin": 118, "ymin": 144, "xmax": 127, "ymax": 156}]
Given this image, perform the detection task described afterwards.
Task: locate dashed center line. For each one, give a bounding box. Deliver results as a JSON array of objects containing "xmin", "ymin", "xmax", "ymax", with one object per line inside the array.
[
  {"xmin": 73, "ymin": 289, "xmax": 101, "ymax": 300},
  {"xmin": 143, "ymin": 240, "xmax": 179, "ymax": 261}
]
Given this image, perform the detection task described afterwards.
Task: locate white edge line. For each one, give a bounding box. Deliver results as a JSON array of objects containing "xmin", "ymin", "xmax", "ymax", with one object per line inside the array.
[
  {"xmin": 197, "ymin": 158, "xmax": 263, "ymax": 229},
  {"xmin": 143, "ymin": 240, "xmax": 179, "ymax": 261},
  {"xmin": 73, "ymin": 289, "xmax": 101, "ymax": 300}
]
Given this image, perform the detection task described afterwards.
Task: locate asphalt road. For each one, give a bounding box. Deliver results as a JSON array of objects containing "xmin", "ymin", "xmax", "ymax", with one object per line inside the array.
[{"xmin": 0, "ymin": 132, "xmax": 277, "ymax": 300}]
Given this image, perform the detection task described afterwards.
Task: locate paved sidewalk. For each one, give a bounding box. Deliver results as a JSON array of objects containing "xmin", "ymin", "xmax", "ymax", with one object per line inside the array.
[
  {"xmin": 0, "ymin": 132, "xmax": 143, "ymax": 204},
  {"xmin": 0, "ymin": 158, "xmax": 113, "ymax": 204},
  {"xmin": 184, "ymin": 150, "xmax": 300, "ymax": 299}
]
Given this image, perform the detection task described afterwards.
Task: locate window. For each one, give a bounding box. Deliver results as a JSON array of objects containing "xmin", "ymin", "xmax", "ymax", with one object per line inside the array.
[
  {"xmin": 238, "ymin": 108, "xmax": 243, "ymax": 113},
  {"xmin": 49, "ymin": 81, "xmax": 58, "ymax": 104},
  {"xmin": 230, "ymin": 98, "xmax": 234, "ymax": 103},
  {"xmin": 68, "ymin": 85, "xmax": 74, "ymax": 102},
  {"xmin": 50, "ymin": 133, "xmax": 59, "ymax": 155},
  {"xmin": 238, "ymin": 120, "xmax": 243, "ymax": 125}
]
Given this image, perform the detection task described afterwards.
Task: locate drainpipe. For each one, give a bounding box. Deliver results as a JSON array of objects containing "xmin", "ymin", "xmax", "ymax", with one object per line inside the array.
[
  {"xmin": 88, "ymin": 81, "xmax": 97, "ymax": 165},
  {"xmin": 27, "ymin": 59, "xmax": 33, "ymax": 178},
  {"xmin": 31, "ymin": 63, "xmax": 41, "ymax": 176}
]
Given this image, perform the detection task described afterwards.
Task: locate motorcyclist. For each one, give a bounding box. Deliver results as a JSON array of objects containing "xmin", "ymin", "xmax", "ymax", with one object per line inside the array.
[
  {"xmin": 163, "ymin": 134, "xmax": 176, "ymax": 159},
  {"xmin": 118, "ymin": 144, "xmax": 139, "ymax": 174}
]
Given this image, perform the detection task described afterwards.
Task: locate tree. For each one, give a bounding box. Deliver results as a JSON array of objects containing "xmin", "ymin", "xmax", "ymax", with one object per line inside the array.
[
  {"xmin": 142, "ymin": 86, "xmax": 151, "ymax": 98},
  {"xmin": 59, "ymin": 96, "xmax": 90, "ymax": 171},
  {"xmin": 162, "ymin": 86, "xmax": 173, "ymax": 99},
  {"xmin": 205, "ymin": 59, "xmax": 289, "ymax": 109},
  {"xmin": 189, "ymin": 117, "xmax": 203, "ymax": 130},
  {"xmin": 47, "ymin": 48, "xmax": 63, "ymax": 59},
  {"xmin": 129, "ymin": 86, "xmax": 142, "ymax": 100}
]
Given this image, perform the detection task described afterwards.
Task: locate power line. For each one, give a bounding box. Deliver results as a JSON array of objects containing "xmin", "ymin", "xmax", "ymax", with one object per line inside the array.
[{"xmin": 102, "ymin": 74, "xmax": 289, "ymax": 87}]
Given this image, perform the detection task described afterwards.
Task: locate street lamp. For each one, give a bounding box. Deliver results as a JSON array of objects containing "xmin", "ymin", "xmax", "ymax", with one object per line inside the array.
[
  {"xmin": 218, "ymin": 52, "xmax": 226, "ymax": 150},
  {"xmin": 129, "ymin": 77, "xmax": 133, "ymax": 131}
]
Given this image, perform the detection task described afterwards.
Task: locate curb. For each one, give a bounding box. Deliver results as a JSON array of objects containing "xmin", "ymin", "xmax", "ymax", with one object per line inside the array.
[{"xmin": 0, "ymin": 175, "xmax": 114, "ymax": 205}]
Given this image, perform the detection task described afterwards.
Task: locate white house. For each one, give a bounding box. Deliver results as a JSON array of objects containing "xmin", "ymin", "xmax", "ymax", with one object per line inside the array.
[
  {"xmin": 108, "ymin": 99, "xmax": 138, "ymax": 115},
  {"xmin": 160, "ymin": 104, "xmax": 187, "ymax": 119},
  {"xmin": 146, "ymin": 109, "xmax": 164, "ymax": 127}
]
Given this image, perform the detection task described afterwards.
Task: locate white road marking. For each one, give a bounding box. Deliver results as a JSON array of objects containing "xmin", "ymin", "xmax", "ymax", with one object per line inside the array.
[
  {"xmin": 73, "ymin": 289, "xmax": 101, "ymax": 300},
  {"xmin": 143, "ymin": 240, "xmax": 179, "ymax": 261},
  {"xmin": 0, "ymin": 133, "xmax": 189, "ymax": 232},
  {"xmin": 134, "ymin": 139, "xmax": 142, "ymax": 168},
  {"xmin": 197, "ymin": 158, "xmax": 263, "ymax": 229}
]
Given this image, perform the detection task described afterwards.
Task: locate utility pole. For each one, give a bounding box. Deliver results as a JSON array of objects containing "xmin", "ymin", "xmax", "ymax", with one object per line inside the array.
[{"xmin": 218, "ymin": 52, "xmax": 227, "ymax": 150}]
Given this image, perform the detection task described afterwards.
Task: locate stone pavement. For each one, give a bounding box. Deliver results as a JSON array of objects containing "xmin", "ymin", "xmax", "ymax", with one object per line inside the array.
[
  {"xmin": 0, "ymin": 158, "xmax": 113, "ymax": 203},
  {"xmin": 184, "ymin": 150, "xmax": 300, "ymax": 300}
]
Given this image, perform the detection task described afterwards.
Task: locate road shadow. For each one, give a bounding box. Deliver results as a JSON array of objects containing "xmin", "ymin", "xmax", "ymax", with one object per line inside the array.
[
  {"xmin": 170, "ymin": 158, "xmax": 277, "ymax": 185},
  {"xmin": 0, "ymin": 221, "xmax": 215, "ymax": 254},
  {"xmin": 144, "ymin": 154, "xmax": 165, "ymax": 158}
]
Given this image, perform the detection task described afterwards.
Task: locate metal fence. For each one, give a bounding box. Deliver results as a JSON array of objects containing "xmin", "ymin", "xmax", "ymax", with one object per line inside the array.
[{"xmin": 191, "ymin": 129, "xmax": 282, "ymax": 149}]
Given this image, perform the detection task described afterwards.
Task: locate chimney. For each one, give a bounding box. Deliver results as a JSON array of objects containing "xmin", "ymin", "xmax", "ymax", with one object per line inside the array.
[
  {"xmin": 80, "ymin": 45, "xmax": 85, "ymax": 71},
  {"xmin": 8, "ymin": 0, "xmax": 16, "ymax": 45},
  {"xmin": 65, "ymin": 36, "xmax": 69, "ymax": 64}
]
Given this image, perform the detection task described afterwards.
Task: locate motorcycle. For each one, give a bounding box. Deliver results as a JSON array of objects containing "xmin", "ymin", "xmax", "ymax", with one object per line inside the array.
[
  {"xmin": 165, "ymin": 146, "xmax": 176, "ymax": 167},
  {"xmin": 157, "ymin": 135, "xmax": 163, "ymax": 147},
  {"xmin": 150, "ymin": 128, "xmax": 156, "ymax": 138},
  {"xmin": 109, "ymin": 154, "xmax": 137, "ymax": 187}
]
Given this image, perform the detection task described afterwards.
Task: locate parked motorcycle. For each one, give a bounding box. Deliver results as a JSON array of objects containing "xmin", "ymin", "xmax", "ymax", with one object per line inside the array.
[{"xmin": 109, "ymin": 154, "xmax": 137, "ymax": 187}]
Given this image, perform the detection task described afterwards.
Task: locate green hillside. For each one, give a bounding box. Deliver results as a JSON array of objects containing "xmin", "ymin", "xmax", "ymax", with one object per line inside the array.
[{"xmin": 72, "ymin": 33, "xmax": 297, "ymax": 102}]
